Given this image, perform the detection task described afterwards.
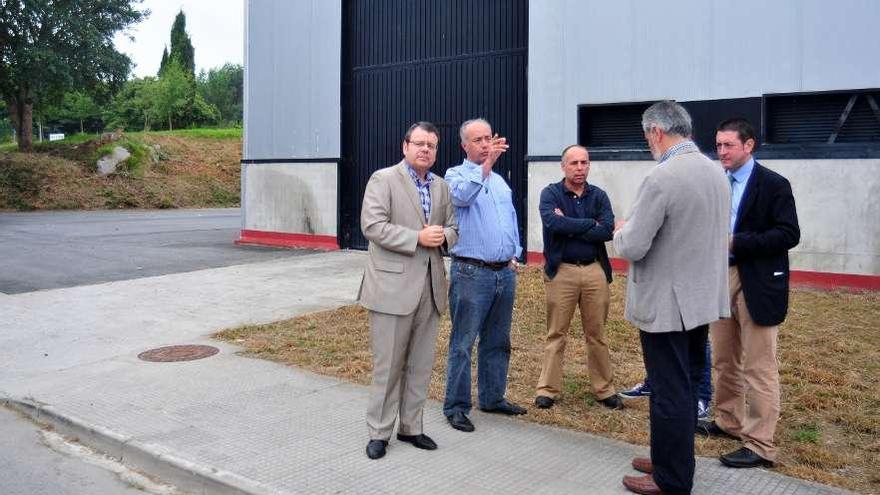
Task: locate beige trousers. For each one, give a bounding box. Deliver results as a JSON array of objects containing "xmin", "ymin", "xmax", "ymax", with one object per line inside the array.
[
  {"xmin": 710, "ymin": 266, "xmax": 781, "ymax": 461},
  {"xmin": 536, "ymin": 263, "xmax": 615, "ymax": 401},
  {"xmin": 366, "ymin": 274, "xmax": 439, "ymax": 440}
]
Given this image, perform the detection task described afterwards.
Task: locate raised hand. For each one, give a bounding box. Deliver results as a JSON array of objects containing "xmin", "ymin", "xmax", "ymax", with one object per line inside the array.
[{"xmin": 481, "ymin": 134, "xmax": 509, "ymax": 177}]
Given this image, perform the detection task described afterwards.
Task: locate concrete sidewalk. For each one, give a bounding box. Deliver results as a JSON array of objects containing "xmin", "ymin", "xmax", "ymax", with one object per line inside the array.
[{"xmin": 0, "ymin": 251, "xmax": 850, "ymax": 494}]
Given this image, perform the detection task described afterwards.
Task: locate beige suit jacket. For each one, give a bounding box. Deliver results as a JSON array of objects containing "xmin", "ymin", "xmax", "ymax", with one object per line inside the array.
[
  {"xmin": 358, "ymin": 161, "xmax": 458, "ymax": 316},
  {"xmin": 613, "ymin": 149, "xmax": 731, "ymax": 333}
]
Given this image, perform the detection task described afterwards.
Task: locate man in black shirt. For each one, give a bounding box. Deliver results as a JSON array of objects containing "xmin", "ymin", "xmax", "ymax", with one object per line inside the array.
[{"xmin": 534, "ymin": 145, "xmax": 622, "ymax": 410}]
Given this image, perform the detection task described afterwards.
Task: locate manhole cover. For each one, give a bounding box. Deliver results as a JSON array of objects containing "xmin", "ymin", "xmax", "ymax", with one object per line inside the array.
[{"xmin": 138, "ymin": 345, "xmax": 219, "ymax": 362}]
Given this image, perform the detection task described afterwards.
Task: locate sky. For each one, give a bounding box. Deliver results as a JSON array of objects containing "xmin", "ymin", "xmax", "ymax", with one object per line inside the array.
[{"xmin": 113, "ymin": 0, "xmax": 244, "ymax": 78}]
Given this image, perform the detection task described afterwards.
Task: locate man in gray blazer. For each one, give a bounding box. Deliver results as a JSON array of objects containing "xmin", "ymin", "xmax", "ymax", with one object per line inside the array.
[
  {"xmin": 613, "ymin": 101, "xmax": 730, "ymax": 495},
  {"xmin": 358, "ymin": 121, "xmax": 458, "ymax": 460}
]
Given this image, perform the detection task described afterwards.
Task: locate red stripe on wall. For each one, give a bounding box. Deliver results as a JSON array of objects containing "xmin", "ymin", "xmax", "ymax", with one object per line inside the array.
[
  {"xmin": 525, "ymin": 251, "xmax": 879, "ymax": 291},
  {"xmin": 237, "ymin": 230, "xmax": 339, "ymax": 251}
]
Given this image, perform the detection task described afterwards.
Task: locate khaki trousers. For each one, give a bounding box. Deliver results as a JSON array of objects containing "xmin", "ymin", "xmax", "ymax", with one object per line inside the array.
[
  {"xmin": 536, "ymin": 262, "xmax": 615, "ymax": 400},
  {"xmin": 366, "ymin": 274, "xmax": 439, "ymax": 440},
  {"xmin": 710, "ymin": 266, "xmax": 780, "ymax": 461}
]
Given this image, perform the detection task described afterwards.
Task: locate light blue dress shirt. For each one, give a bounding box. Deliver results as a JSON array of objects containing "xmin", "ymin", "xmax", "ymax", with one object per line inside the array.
[
  {"xmin": 728, "ymin": 157, "xmax": 755, "ymax": 233},
  {"xmin": 444, "ymin": 159, "xmax": 522, "ymax": 262}
]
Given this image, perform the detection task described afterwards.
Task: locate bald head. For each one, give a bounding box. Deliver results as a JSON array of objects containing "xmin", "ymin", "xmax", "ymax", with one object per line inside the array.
[{"xmin": 560, "ymin": 145, "xmax": 590, "ymax": 191}]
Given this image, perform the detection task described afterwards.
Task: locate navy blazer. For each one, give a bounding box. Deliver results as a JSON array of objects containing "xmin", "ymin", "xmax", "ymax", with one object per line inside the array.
[{"xmin": 731, "ymin": 162, "xmax": 800, "ymax": 326}]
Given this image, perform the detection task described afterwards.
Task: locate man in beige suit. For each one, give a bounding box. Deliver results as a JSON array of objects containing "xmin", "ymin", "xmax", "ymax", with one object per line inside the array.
[
  {"xmin": 359, "ymin": 121, "xmax": 458, "ymax": 460},
  {"xmin": 613, "ymin": 101, "xmax": 730, "ymax": 495}
]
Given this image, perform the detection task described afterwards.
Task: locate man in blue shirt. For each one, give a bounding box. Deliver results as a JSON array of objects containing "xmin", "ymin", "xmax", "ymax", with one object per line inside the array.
[
  {"xmin": 534, "ymin": 145, "xmax": 622, "ymax": 411},
  {"xmin": 697, "ymin": 118, "xmax": 800, "ymax": 469},
  {"xmin": 443, "ymin": 118, "xmax": 526, "ymax": 433}
]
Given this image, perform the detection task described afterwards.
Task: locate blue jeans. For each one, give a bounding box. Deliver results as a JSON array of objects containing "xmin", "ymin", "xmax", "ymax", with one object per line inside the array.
[
  {"xmin": 443, "ymin": 261, "xmax": 516, "ymax": 416},
  {"xmin": 644, "ymin": 339, "xmax": 713, "ymax": 402}
]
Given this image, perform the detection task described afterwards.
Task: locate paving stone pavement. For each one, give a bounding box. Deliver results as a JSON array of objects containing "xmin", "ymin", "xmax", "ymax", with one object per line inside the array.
[{"xmin": 0, "ymin": 251, "xmax": 853, "ymax": 494}]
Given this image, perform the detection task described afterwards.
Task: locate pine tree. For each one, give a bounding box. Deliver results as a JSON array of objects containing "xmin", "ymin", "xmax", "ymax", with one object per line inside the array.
[
  {"xmin": 168, "ymin": 11, "xmax": 195, "ymax": 78},
  {"xmin": 159, "ymin": 46, "xmax": 169, "ymax": 76}
]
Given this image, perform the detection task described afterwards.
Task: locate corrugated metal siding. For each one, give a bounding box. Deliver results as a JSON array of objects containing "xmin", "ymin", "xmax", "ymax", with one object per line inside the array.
[
  {"xmin": 528, "ymin": 0, "xmax": 880, "ymax": 156},
  {"xmin": 341, "ymin": 0, "xmax": 528, "ymax": 250},
  {"xmin": 244, "ymin": 0, "xmax": 341, "ymax": 160}
]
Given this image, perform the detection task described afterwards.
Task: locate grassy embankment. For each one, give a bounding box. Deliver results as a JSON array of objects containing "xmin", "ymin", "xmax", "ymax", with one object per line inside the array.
[
  {"xmin": 0, "ymin": 128, "xmax": 241, "ymax": 210},
  {"xmin": 217, "ymin": 268, "xmax": 880, "ymax": 494}
]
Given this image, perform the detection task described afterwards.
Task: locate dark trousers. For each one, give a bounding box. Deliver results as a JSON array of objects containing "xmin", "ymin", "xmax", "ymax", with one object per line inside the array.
[
  {"xmin": 640, "ymin": 325, "xmax": 708, "ymax": 495},
  {"xmin": 642, "ymin": 339, "xmax": 712, "ymax": 402}
]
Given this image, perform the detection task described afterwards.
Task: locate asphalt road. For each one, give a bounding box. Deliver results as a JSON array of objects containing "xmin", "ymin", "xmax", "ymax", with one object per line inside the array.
[
  {"xmin": 0, "ymin": 208, "xmax": 310, "ymax": 294},
  {"xmin": 0, "ymin": 407, "xmax": 160, "ymax": 495}
]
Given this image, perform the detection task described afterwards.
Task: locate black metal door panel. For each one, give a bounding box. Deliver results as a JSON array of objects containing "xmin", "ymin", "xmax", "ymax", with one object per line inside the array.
[{"xmin": 341, "ymin": 0, "xmax": 528, "ymax": 250}]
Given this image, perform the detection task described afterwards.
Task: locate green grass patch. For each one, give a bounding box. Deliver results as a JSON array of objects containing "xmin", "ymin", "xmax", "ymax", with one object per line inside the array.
[
  {"xmin": 129, "ymin": 127, "xmax": 242, "ymax": 140},
  {"xmin": 791, "ymin": 424, "xmax": 821, "ymax": 444}
]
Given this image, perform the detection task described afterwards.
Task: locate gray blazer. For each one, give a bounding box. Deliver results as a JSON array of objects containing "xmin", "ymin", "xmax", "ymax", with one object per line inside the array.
[
  {"xmin": 358, "ymin": 161, "xmax": 459, "ymax": 316},
  {"xmin": 613, "ymin": 149, "xmax": 730, "ymax": 333}
]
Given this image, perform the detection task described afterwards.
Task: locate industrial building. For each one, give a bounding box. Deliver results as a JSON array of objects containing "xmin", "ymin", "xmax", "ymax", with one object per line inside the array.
[{"xmin": 239, "ymin": 0, "xmax": 880, "ymax": 289}]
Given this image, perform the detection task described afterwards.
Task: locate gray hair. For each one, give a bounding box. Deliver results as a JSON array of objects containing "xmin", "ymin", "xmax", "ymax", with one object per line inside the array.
[
  {"xmin": 459, "ymin": 118, "xmax": 492, "ymax": 142},
  {"xmin": 641, "ymin": 101, "xmax": 692, "ymax": 138}
]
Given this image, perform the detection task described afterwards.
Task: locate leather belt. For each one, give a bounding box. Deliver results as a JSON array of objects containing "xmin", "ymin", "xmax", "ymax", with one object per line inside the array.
[
  {"xmin": 563, "ymin": 259, "xmax": 595, "ymax": 266},
  {"xmin": 454, "ymin": 256, "xmax": 508, "ymax": 271}
]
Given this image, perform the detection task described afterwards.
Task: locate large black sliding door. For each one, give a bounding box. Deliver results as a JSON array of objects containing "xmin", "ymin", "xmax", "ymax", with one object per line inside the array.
[{"xmin": 340, "ymin": 0, "xmax": 528, "ymax": 250}]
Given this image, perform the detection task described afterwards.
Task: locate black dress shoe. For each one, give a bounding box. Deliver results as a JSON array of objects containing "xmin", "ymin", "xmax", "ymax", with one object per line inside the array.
[
  {"xmin": 599, "ymin": 394, "xmax": 624, "ymax": 410},
  {"xmin": 696, "ymin": 420, "xmax": 739, "ymax": 440},
  {"xmin": 447, "ymin": 411, "xmax": 475, "ymax": 432},
  {"xmin": 535, "ymin": 396, "xmax": 555, "ymax": 409},
  {"xmin": 480, "ymin": 399, "xmax": 527, "ymax": 415},
  {"xmin": 365, "ymin": 439, "xmax": 387, "ymax": 459},
  {"xmin": 396, "ymin": 433, "xmax": 437, "ymax": 450},
  {"xmin": 720, "ymin": 447, "xmax": 774, "ymax": 468}
]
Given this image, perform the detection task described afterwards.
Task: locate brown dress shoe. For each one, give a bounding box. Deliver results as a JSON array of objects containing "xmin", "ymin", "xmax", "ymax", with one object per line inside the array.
[
  {"xmin": 632, "ymin": 457, "xmax": 654, "ymax": 474},
  {"xmin": 622, "ymin": 473, "xmax": 662, "ymax": 495}
]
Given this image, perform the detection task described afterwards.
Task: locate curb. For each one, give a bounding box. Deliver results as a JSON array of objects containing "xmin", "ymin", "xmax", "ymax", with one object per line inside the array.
[{"xmin": 1, "ymin": 395, "xmax": 272, "ymax": 495}]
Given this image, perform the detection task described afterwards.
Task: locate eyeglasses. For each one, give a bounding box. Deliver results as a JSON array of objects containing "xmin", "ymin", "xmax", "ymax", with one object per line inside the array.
[{"xmin": 407, "ymin": 140, "xmax": 438, "ymax": 151}]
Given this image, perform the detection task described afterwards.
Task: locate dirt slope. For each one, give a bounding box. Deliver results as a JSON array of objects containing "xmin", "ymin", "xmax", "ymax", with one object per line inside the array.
[{"xmin": 0, "ymin": 133, "xmax": 241, "ymax": 211}]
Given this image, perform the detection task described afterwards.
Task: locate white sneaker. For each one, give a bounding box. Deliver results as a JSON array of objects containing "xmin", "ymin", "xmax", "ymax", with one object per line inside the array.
[
  {"xmin": 619, "ymin": 382, "xmax": 651, "ymax": 399},
  {"xmin": 697, "ymin": 399, "xmax": 710, "ymax": 419}
]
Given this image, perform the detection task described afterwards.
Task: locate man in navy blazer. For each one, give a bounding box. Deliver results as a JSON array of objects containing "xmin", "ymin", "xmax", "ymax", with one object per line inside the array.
[{"xmin": 698, "ymin": 118, "xmax": 800, "ymax": 469}]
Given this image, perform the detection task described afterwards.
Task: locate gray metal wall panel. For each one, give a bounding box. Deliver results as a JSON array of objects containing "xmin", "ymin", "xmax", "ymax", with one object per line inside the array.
[
  {"xmin": 529, "ymin": 0, "xmax": 880, "ymax": 155},
  {"xmin": 244, "ymin": 0, "xmax": 341, "ymax": 159}
]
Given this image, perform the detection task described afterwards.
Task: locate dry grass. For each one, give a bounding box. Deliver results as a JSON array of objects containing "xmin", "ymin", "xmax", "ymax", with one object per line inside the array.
[
  {"xmin": 0, "ymin": 132, "xmax": 241, "ymax": 211},
  {"xmin": 215, "ymin": 267, "xmax": 880, "ymax": 494}
]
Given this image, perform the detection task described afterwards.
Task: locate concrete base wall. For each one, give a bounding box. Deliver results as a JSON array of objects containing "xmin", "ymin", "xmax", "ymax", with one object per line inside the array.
[
  {"xmin": 240, "ymin": 162, "xmax": 338, "ymax": 246},
  {"xmin": 527, "ymin": 159, "xmax": 880, "ymax": 278}
]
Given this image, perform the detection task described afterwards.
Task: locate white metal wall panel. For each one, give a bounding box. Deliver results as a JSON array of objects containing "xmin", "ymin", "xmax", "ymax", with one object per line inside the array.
[
  {"xmin": 244, "ymin": 0, "xmax": 341, "ymax": 159},
  {"xmin": 529, "ymin": 0, "xmax": 880, "ymax": 155}
]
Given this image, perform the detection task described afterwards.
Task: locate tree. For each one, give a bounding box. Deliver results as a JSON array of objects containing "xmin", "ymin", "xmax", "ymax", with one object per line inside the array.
[
  {"xmin": 44, "ymin": 91, "xmax": 101, "ymax": 134},
  {"xmin": 152, "ymin": 63, "xmax": 190, "ymax": 131},
  {"xmin": 0, "ymin": 100, "xmax": 12, "ymax": 142},
  {"xmin": 103, "ymin": 77, "xmax": 157, "ymax": 131},
  {"xmin": 197, "ymin": 64, "xmax": 243, "ymax": 126},
  {"xmin": 0, "ymin": 0, "xmax": 146, "ymax": 150},
  {"xmin": 166, "ymin": 10, "xmax": 194, "ymax": 78},
  {"xmin": 158, "ymin": 46, "xmax": 169, "ymax": 76},
  {"xmin": 149, "ymin": 63, "xmax": 218, "ymax": 131}
]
